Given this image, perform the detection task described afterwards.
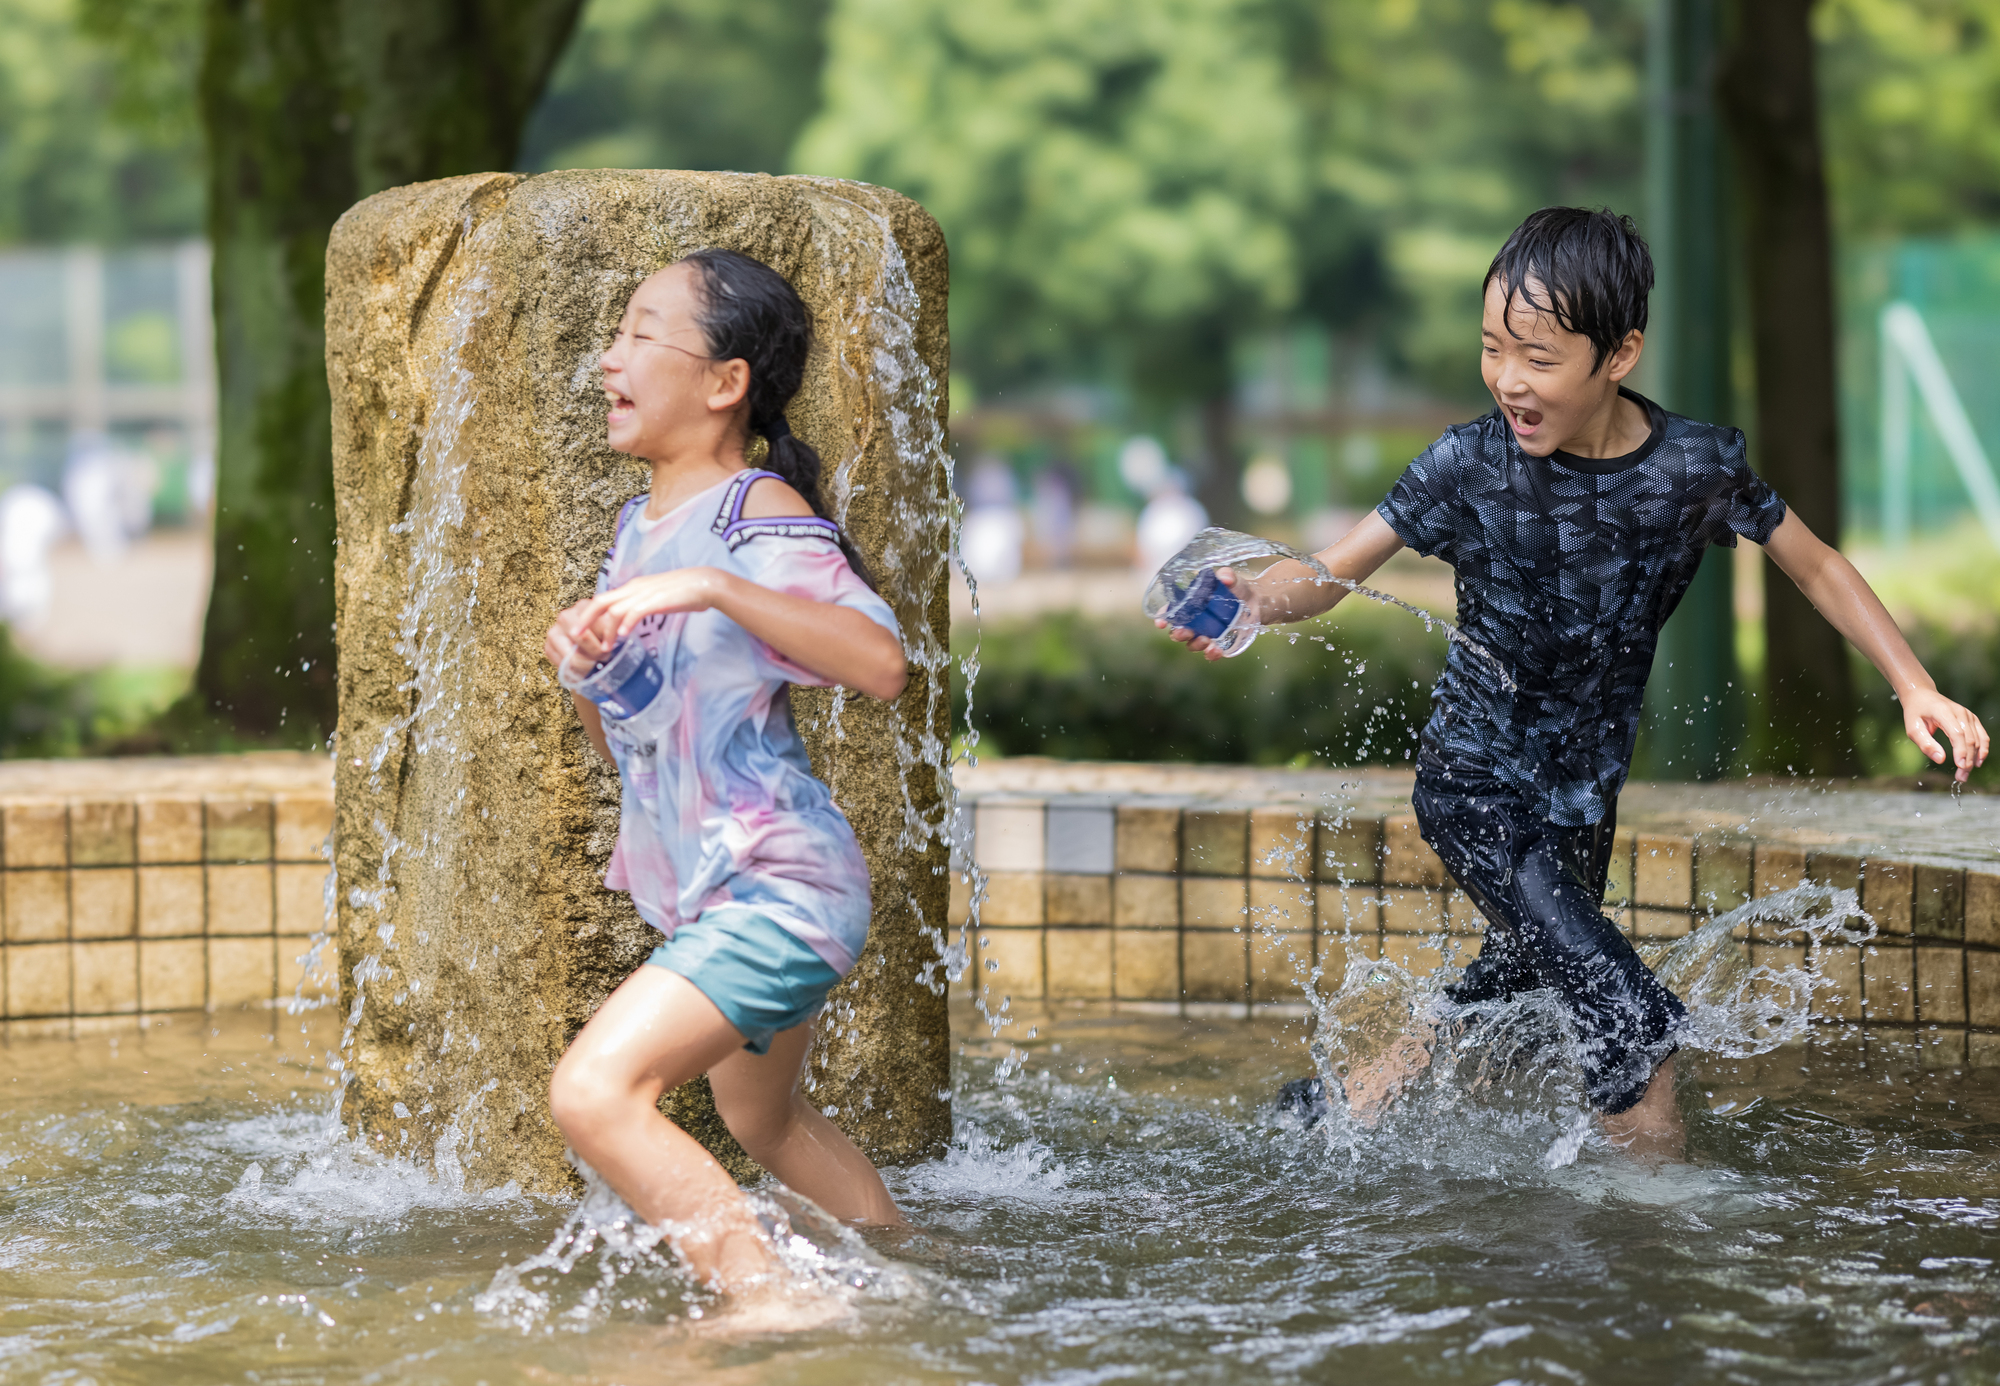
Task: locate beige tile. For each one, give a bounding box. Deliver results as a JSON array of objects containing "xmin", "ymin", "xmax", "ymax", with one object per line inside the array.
[
  {"xmin": 2, "ymin": 801, "xmax": 68, "ymax": 869},
  {"xmin": 1861, "ymin": 944, "xmax": 1915, "ymax": 1023},
  {"xmin": 1317, "ymin": 885, "xmax": 1381, "ymax": 936},
  {"xmin": 1914, "ymin": 865, "xmax": 1965, "ymax": 942},
  {"xmin": 5, "ymin": 943, "xmax": 70, "ymax": 1016},
  {"xmin": 70, "ymin": 869, "xmax": 136, "ymax": 939},
  {"xmin": 208, "ymin": 863, "xmax": 274, "ymax": 936},
  {"xmin": 1811, "ymin": 945, "xmax": 1864, "ymax": 1021},
  {"xmin": 68, "ymin": 800, "xmax": 136, "ymax": 866},
  {"xmin": 1749, "ymin": 944, "xmax": 1810, "ymax": 1012},
  {"xmin": 273, "ymin": 793, "xmax": 335, "ymax": 862},
  {"xmin": 1316, "ymin": 813, "xmax": 1382, "ymax": 884},
  {"xmin": 138, "ymin": 865, "xmax": 205, "ymax": 938},
  {"xmin": 1967, "ymin": 871, "xmax": 2000, "ymax": 948},
  {"xmin": 1863, "ymin": 860, "xmax": 1914, "ymax": 936},
  {"xmin": 980, "ymin": 872, "xmax": 1044, "ymax": 927},
  {"xmin": 970, "ymin": 928, "xmax": 1042, "ymax": 1004},
  {"xmin": 1634, "ymin": 834, "xmax": 1692, "ymax": 909},
  {"xmin": 207, "ymin": 936, "xmax": 275, "ymax": 1009},
  {"xmin": 279, "ymin": 935, "xmax": 339, "ymax": 1005},
  {"xmin": 1693, "ymin": 835, "xmax": 1753, "ymax": 913},
  {"xmin": 1381, "ymin": 886, "xmax": 1445, "ymax": 935},
  {"xmin": 1248, "ymin": 806, "xmax": 1314, "ymax": 879},
  {"xmin": 4, "ymin": 871, "xmax": 68, "ymax": 942},
  {"xmin": 1754, "ymin": 845, "xmax": 1807, "ymax": 897},
  {"xmin": 1113, "ymin": 873, "xmax": 1179, "ymax": 929},
  {"xmin": 1249, "ymin": 930, "xmax": 1313, "ymax": 1003},
  {"xmin": 1806, "ymin": 851, "xmax": 1863, "ymax": 894},
  {"xmin": 1044, "ymin": 929, "xmax": 1112, "ymax": 1000},
  {"xmin": 973, "ymin": 800, "xmax": 1045, "ymax": 873},
  {"xmin": 1382, "ymin": 932, "xmax": 1446, "ymax": 978},
  {"xmin": 72, "ymin": 940, "xmax": 138, "ymax": 1014},
  {"xmin": 1921, "ymin": 1029, "xmax": 1968, "ymax": 1069},
  {"xmin": 1181, "ymin": 929, "xmax": 1246, "ymax": 1002},
  {"xmin": 1181, "ymin": 878, "xmax": 1247, "ymax": 929},
  {"xmin": 1972, "ymin": 1032, "xmax": 2000, "ymax": 1069},
  {"xmin": 1633, "ymin": 908, "xmax": 1691, "ymax": 940},
  {"xmin": 1045, "ymin": 873, "xmax": 1111, "ymax": 927},
  {"xmin": 1444, "ymin": 890, "xmax": 1485, "ymax": 936},
  {"xmin": 1915, "ymin": 945, "xmax": 1968, "ymax": 1025},
  {"xmin": 136, "ymin": 797, "xmax": 204, "ymax": 864},
  {"xmin": 1114, "ymin": 805, "xmax": 1180, "ymax": 874},
  {"xmin": 1604, "ymin": 829, "xmax": 1636, "ymax": 907},
  {"xmin": 1381, "ymin": 814, "xmax": 1445, "ymax": 887},
  {"xmin": 1968, "ymin": 950, "xmax": 2000, "ymax": 1029},
  {"xmin": 1113, "ymin": 929, "xmax": 1179, "ymax": 1000},
  {"xmin": 948, "ymin": 871, "xmax": 970, "ymax": 926},
  {"xmin": 1316, "ymin": 928, "xmax": 1382, "ymax": 985},
  {"xmin": 1181, "ymin": 808, "xmax": 1247, "ymax": 876},
  {"xmin": 140, "ymin": 938, "xmax": 207, "ymax": 1011},
  {"xmin": 276, "ymin": 863, "xmax": 332, "ymax": 937},
  {"xmin": 205, "ymin": 797, "xmax": 274, "ymax": 863},
  {"xmin": 1248, "ymin": 878, "xmax": 1314, "ymax": 932}
]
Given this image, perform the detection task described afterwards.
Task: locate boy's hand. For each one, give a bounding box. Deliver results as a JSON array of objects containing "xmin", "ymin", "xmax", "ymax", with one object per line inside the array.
[
  {"xmin": 1901, "ymin": 688, "xmax": 1991, "ymax": 783},
  {"xmin": 1155, "ymin": 566, "xmax": 1257, "ymax": 662}
]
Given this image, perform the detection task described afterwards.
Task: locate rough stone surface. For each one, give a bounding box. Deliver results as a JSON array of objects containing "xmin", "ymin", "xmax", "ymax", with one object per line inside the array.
[{"xmin": 327, "ymin": 170, "xmax": 952, "ymax": 1193}]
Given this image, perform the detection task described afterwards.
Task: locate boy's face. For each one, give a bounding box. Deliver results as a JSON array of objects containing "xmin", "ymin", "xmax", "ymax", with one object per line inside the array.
[{"xmin": 1480, "ymin": 277, "xmax": 1641, "ymax": 456}]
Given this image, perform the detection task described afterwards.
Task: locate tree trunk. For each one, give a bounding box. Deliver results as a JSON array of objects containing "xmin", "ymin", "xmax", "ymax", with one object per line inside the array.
[
  {"xmin": 1718, "ymin": 0, "xmax": 1860, "ymax": 776},
  {"xmin": 194, "ymin": 0, "xmax": 585, "ymax": 741}
]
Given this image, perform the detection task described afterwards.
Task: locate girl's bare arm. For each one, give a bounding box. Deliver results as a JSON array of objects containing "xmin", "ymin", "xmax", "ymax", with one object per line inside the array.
[{"xmin": 1163, "ymin": 511, "xmax": 1407, "ymax": 659}]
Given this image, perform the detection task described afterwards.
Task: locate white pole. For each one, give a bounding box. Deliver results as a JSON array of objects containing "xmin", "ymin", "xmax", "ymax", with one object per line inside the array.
[
  {"xmin": 1880, "ymin": 300, "xmax": 2000, "ymax": 548},
  {"xmin": 63, "ymin": 246, "xmax": 106, "ymax": 442}
]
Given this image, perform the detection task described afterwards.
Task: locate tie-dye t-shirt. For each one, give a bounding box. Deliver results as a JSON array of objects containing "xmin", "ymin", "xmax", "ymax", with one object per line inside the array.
[
  {"xmin": 593, "ymin": 469, "xmax": 899, "ymax": 975},
  {"xmin": 1376, "ymin": 390, "xmax": 1787, "ymax": 827}
]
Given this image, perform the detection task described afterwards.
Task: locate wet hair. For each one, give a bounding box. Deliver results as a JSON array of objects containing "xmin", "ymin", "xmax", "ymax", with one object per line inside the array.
[
  {"xmin": 679, "ymin": 247, "xmax": 874, "ymax": 587},
  {"xmin": 1483, "ymin": 207, "xmax": 1654, "ymax": 373}
]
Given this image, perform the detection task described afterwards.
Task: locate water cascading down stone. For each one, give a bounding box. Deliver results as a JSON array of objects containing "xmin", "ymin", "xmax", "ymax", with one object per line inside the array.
[{"xmin": 325, "ymin": 171, "xmax": 954, "ymax": 1193}]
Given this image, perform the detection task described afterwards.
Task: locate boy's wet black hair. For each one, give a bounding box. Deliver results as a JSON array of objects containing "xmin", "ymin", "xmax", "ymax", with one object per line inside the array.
[
  {"xmin": 1483, "ymin": 207, "xmax": 1654, "ymax": 373},
  {"xmin": 679, "ymin": 247, "xmax": 875, "ymax": 588}
]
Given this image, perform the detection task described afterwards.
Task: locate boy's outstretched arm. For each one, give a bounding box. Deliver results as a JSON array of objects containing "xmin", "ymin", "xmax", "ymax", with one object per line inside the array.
[
  {"xmin": 1762, "ymin": 512, "xmax": 1991, "ymax": 781},
  {"xmin": 1162, "ymin": 511, "xmax": 1407, "ymax": 660}
]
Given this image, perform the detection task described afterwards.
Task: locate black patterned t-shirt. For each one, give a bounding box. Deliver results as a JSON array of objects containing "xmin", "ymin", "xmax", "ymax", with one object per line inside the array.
[{"xmin": 1376, "ymin": 389, "xmax": 1787, "ymax": 826}]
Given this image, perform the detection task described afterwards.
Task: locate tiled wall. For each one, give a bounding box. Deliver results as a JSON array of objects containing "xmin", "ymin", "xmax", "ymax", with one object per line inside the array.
[
  {"xmin": 0, "ymin": 792, "xmax": 338, "ymax": 1031},
  {"xmin": 950, "ymin": 795, "xmax": 2000, "ymax": 1053}
]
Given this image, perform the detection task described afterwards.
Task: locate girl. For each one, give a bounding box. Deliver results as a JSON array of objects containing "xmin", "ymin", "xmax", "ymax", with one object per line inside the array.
[{"xmin": 543, "ymin": 249, "xmax": 907, "ymax": 1295}]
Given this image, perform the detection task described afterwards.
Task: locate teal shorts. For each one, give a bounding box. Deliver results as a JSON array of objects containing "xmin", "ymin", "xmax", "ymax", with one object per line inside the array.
[{"xmin": 645, "ymin": 908, "xmax": 843, "ymax": 1055}]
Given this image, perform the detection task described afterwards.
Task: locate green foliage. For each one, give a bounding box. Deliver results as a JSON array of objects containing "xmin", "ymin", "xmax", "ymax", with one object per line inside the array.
[
  {"xmin": 0, "ymin": 627, "xmax": 189, "ymax": 757},
  {"xmin": 954, "ymin": 604, "xmax": 1445, "ymax": 765}
]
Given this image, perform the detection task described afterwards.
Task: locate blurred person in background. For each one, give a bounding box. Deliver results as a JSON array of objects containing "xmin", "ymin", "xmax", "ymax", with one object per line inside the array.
[
  {"xmin": 62, "ymin": 433, "xmax": 157, "ymax": 563},
  {"xmin": 959, "ymin": 455, "xmax": 1025, "ymax": 587},
  {"xmin": 1028, "ymin": 464, "xmax": 1078, "ymax": 569},
  {"xmin": 0, "ymin": 484, "xmax": 67, "ymax": 627}
]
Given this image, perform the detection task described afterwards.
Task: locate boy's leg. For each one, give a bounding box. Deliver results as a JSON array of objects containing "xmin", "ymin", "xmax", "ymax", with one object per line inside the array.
[
  {"xmin": 548, "ymin": 965, "xmax": 779, "ymax": 1290},
  {"xmin": 709, "ymin": 1023, "xmax": 904, "ymax": 1226}
]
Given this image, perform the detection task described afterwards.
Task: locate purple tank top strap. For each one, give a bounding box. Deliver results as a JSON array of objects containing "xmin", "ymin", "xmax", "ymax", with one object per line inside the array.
[{"xmin": 709, "ymin": 468, "xmax": 843, "ymax": 550}]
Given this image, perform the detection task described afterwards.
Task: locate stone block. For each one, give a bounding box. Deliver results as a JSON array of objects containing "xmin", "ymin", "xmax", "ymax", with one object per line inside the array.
[
  {"xmin": 207, "ymin": 864, "xmax": 274, "ymax": 936},
  {"xmin": 1811, "ymin": 945, "xmax": 1864, "ymax": 1021},
  {"xmin": 1044, "ymin": 874, "xmax": 1112, "ymax": 927},
  {"xmin": 1181, "ymin": 929, "xmax": 1246, "ymax": 1002},
  {"xmin": 1968, "ymin": 871, "xmax": 2000, "ymax": 948},
  {"xmin": 70, "ymin": 869, "xmax": 136, "ymax": 940},
  {"xmin": 1044, "ymin": 929, "xmax": 1112, "ymax": 1000},
  {"xmin": 3, "ymin": 801, "xmax": 67, "ymax": 869},
  {"xmin": 1754, "ymin": 845, "xmax": 1807, "ymax": 897},
  {"xmin": 1863, "ymin": 860, "xmax": 1914, "ymax": 936},
  {"xmin": 4, "ymin": 871, "xmax": 68, "ymax": 942},
  {"xmin": 1248, "ymin": 878, "xmax": 1314, "ymax": 932},
  {"xmin": 1604, "ymin": 829, "xmax": 1635, "ymax": 906},
  {"xmin": 974, "ymin": 800, "xmax": 1045, "ymax": 873},
  {"xmin": 1693, "ymin": 835, "xmax": 1753, "ymax": 914},
  {"xmin": 1861, "ymin": 944, "xmax": 1915, "ymax": 1023},
  {"xmin": 138, "ymin": 866, "xmax": 205, "ymax": 938},
  {"xmin": 1915, "ymin": 945, "xmax": 1967, "ymax": 1025},
  {"xmin": 1182, "ymin": 878, "xmax": 1247, "ymax": 930},
  {"xmin": 274, "ymin": 793, "xmax": 336, "ymax": 862},
  {"xmin": 1381, "ymin": 814, "xmax": 1445, "ymax": 887},
  {"xmin": 1634, "ymin": 834, "xmax": 1692, "ymax": 909},
  {"xmin": 1318, "ymin": 885, "xmax": 1381, "ymax": 936},
  {"xmin": 207, "ymin": 937, "xmax": 275, "ymax": 1009},
  {"xmin": 69, "ymin": 801, "xmax": 135, "ymax": 867},
  {"xmin": 5, "ymin": 943, "xmax": 69, "ymax": 1016},
  {"xmin": 1806, "ymin": 851, "xmax": 1862, "ymax": 894},
  {"xmin": 1181, "ymin": 808, "xmax": 1248, "ymax": 876},
  {"xmin": 72, "ymin": 940, "xmax": 138, "ymax": 1014},
  {"xmin": 276, "ymin": 863, "xmax": 332, "ymax": 937},
  {"xmin": 1634, "ymin": 908, "xmax": 1692, "ymax": 940},
  {"xmin": 1250, "ymin": 930, "xmax": 1313, "ymax": 1002},
  {"xmin": 1914, "ymin": 865, "xmax": 1965, "ymax": 941},
  {"xmin": 205, "ymin": 798, "xmax": 273, "ymax": 863},
  {"xmin": 1044, "ymin": 800, "xmax": 1115, "ymax": 875},
  {"xmin": 280, "ymin": 935, "xmax": 339, "ymax": 1005},
  {"xmin": 980, "ymin": 872, "xmax": 1044, "ymax": 927},
  {"xmin": 1248, "ymin": 806, "xmax": 1314, "ymax": 879},
  {"xmin": 1113, "ymin": 874, "xmax": 1180, "ymax": 929},
  {"xmin": 1115, "ymin": 804, "xmax": 1182, "ymax": 873},
  {"xmin": 1381, "ymin": 886, "xmax": 1446, "ymax": 935},
  {"xmin": 136, "ymin": 797, "xmax": 203, "ymax": 864},
  {"xmin": 1968, "ymin": 950, "xmax": 2000, "ymax": 1028},
  {"xmin": 1114, "ymin": 929, "xmax": 1180, "ymax": 1000},
  {"xmin": 139, "ymin": 938, "xmax": 206, "ymax": 1011},
  {"xmin": 1382, "ymin": 932, "xmax": 1446, "ymax": 978},
  {"xmin": 1316, "ymin": 813, "xmax": 1381, "ymax": 884}
]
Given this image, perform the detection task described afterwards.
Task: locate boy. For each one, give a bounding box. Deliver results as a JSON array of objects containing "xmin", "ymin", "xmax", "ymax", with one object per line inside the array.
[{"xmin": 1163, "ymin": 207, "xmax": 1989, "ymax": 1154}]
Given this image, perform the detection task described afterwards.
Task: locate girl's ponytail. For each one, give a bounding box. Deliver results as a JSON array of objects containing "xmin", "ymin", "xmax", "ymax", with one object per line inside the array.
[{"xmin": 682, "ymin": 248, "xmax": 876, "ymax": 589}]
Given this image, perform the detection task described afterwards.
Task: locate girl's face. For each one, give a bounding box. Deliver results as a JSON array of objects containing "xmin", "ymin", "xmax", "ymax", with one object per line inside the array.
[{"xmin": 599, "ymin": 264, "xmax": 744, "ymax": 461}]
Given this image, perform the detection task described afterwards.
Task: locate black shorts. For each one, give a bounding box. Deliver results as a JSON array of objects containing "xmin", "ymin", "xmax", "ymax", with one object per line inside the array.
[{"xmin": 1412, "ymin": 772, "xmax": 1686, "ymax": 1115}]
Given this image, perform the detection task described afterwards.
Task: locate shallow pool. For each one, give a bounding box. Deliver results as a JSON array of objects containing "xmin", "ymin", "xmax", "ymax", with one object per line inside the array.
[{"xmin": 3, "ymin": 1004, "xmax": 1997, "ymax": 1383}]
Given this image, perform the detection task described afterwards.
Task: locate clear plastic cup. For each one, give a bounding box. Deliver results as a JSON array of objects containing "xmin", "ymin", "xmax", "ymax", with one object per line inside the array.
[
  {"xmin": 559, "ymin": 637, "xmax": 665, "ymax": 720},
  {"xmin": 1143, "ymin": 560, "xmax": 1258, "ymax": 657}
]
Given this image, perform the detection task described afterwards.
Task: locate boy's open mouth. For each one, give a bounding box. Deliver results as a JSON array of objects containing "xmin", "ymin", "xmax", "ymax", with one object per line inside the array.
[{"xmin": 1503, "ymin": 403, "xmax": 1544, "ymax": 435}]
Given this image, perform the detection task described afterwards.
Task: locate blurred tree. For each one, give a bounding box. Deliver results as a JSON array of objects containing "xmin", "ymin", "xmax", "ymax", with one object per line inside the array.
[{"xmin": 520, "ymin": 0, "xmax": 828, "ymax": 175}]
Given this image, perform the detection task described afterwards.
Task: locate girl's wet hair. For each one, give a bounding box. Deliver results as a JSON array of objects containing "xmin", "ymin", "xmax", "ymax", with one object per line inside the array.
[
  {"xmin": 679, "ymin": 247, "xmax": 874, "ymax": 587},
  {"xmin": 1483, "ymin": 207, "xmax": 1654, "ymax": 373}
]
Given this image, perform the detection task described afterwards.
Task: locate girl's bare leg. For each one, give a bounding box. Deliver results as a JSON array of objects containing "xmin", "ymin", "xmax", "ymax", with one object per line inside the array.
[
  {"xmin": 549, "ymin": 966, "xmax": 777, "ymax": 1289},
  {"xmin": 709, "ymin": 1021, "xmax": 904, "ymax": 1226},
  {"xmin": 1601, "ymin": 1052, "xmax": 1685, "ymax": 1161}
]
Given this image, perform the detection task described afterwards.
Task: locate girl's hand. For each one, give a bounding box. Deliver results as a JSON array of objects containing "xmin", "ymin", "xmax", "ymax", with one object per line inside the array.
[
  {"xmin": 577, "ymin": 567, "xmax": 730, "ymax": 644},
  {"xmin": 1155, "ymin": 567, "xmax": 1258, "ymax": 662},
  {"xmin": 1902, "ymin": 688, "xmax": 1991, "ymax": 782},
  {"xmin": 544, "ymin": 600, "xmax": 612, "ymax": 680}
]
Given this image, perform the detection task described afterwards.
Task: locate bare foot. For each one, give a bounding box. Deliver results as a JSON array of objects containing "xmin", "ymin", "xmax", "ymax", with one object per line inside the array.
[
  {"xmin": 1340, "ymin": 1025, "xmax": 1434, "ymax": 1124},
  {"xmin": 1601, "ymin": 1053, "xmax": 1685, "ymax": 1163},
  {"xmin": 701, "ymin": 1275, "xmax": 853, "ymax": 1338}
]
